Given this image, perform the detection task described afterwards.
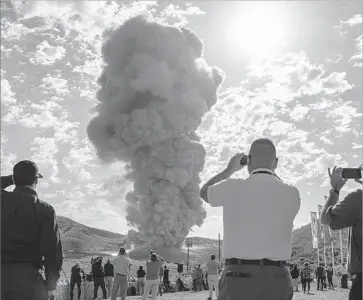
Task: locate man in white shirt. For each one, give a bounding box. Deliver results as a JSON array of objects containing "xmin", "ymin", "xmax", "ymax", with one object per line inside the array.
[
  {"xmin": 207, "ymin": 255, "xmax": 220, "ymax": 300},
  {"xmin": 200, "ymin": 138, "xmax": 301, "ymax": 300},
  {"xmin": 111, "ymin": 248, "xmax": 130, "ymax": 300}
]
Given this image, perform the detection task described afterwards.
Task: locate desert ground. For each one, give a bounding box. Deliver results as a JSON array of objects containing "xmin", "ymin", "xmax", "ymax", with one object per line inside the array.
[{"xmin": 108, "ymin": 287, "xmax": 349, "ymax": 300}]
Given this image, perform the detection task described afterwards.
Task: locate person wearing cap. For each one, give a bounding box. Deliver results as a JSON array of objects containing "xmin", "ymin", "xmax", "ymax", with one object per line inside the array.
[
  {"xmin": 1, "ymin": 160, "xmax": 63, "ymax": 300},
  {"xmin": 111, "ymin": 247, "xmax": 130, "ymax": 300},
  {"xmin": 200, "ymin": 138, "xmax": 301, "ymax": 300}
]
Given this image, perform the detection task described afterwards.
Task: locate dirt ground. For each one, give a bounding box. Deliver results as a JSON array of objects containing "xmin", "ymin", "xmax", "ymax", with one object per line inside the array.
[{"xmin": 113, "ymin": 286, "xmax": 349, "ymax": 300}]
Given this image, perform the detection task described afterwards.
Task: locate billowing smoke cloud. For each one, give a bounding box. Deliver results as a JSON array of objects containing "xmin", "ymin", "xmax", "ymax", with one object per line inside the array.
[{"xmin": 87, "ymin": 15, "xmax": 224, "ymax": 248}]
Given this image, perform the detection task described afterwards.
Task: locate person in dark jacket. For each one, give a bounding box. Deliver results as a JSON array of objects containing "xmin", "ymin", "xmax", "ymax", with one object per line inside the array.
[
  {"xmin": 316, "ymin": 263, "xmax": 325, "ymax": 291},
  {"xmin": 290, "ymin": 264, "xmax": 300, "ymax": 292},
  {"xmin": 163, "ymin": 265, "xmax": 170, "ymax": 291},
  {"xmin": 70, "ymin": 262, "xmax": 84, "ymax": 300},
  {"xmin": 92, "ymin": 257, "xmax": 107, "ymax": 299},
  {"xmin": 137, "ymin": 266, "xmax": 146, "ymax": 295},
  {"xmin": 104, "ymin": 259, "xmax": 114, "ymax": 297},
  {"xmin": 1, "ymin": 161, "xmax": 63, "ymax": 300},
  {"xmin": 326, "ymin": 264, "xmax": 334, "ymax": 289}
]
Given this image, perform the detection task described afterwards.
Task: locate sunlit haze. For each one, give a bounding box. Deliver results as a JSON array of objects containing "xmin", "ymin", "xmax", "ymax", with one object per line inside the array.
[{"xmin": 224, "ymin": 3, "xmax": 288, "ymax": 57}]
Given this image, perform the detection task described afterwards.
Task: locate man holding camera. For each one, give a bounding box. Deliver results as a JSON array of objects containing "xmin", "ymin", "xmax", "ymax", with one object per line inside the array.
[
  {"xmin": 200, "ymin": 138, "xmax": 301, "ymax": 300},
  {"xmin": 321, "ymin": 166, "xmax": 362, "ymax": 300}
]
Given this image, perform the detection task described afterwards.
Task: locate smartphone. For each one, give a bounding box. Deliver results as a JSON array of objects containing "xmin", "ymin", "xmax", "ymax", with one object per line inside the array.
[
  {"xmin": 341, "ymin": 168, "xmax": 362, "ymax": 179},
  {"xmin": 240, "ymin": 155, "xmax": 249, "ymax": 166}
]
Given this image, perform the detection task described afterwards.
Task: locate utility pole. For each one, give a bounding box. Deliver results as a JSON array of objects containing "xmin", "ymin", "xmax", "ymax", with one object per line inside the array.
[
  {"xmin": 185, "ymin": 238, "xmax": 193, "ymax": 271},
  {"xmin": 218, "ymin": 233, "xmax": 221, "ymax": 261}
]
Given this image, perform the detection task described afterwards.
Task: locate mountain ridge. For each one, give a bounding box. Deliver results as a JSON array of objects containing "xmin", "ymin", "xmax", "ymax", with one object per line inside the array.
[{"xmin": 58, "ymin": 216, "xmax": 349, "ymax": 262}]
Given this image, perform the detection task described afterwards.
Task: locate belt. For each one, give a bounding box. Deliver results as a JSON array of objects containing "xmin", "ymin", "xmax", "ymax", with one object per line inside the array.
[
  {"xmin": 225, "ymin": 258, "xmax": 286, "ymax": 267},
  {"xmin": 116, "ymin": 273, "xmax": 127, "ymax": 276}
]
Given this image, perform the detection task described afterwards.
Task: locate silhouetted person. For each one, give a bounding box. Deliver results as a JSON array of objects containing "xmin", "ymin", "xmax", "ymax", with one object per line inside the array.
[
  {"xmin": 316, "ymin": 263, "xmax": 325, "ymax": 291},
  {"xmin": 104, "ymin": 259, "xmax": 114, "ymax": 297},
  {"xmin": 195, "ymin": 265, "xmax": 203, "ymax": 291},
  {"xmin": 70, "ymin": 262, "xmax": 84, "ymax": 300},
  {"xmin": 92, "ymin": 257, "xmax": 107, "ymax": 299},
  {"xmin": 326, "ymin": 264, "xmax": 334, "ymax": 289},
  {"xmin": 1, "ymin": 161, "xmax": 63, "ymax": 300},
  {"xmin": 137, "ymin": 266, "xmax": 146, "ymax": 295},
  {"xmin": 301, "ymin": 262, "xmax": 312, "ymax": 294},
  {"xmin": 290, "ymin": 264, "xmax": 300, "ymax": 292},
  {"xmin": 207, "ymin": 255, "xmax": 220, "ymax": 300}
]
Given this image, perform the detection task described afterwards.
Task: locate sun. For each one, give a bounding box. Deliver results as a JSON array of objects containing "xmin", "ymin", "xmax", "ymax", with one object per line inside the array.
[{"xmin": 224, "ymin": 4, "xmax": 288, "ymax": 58}]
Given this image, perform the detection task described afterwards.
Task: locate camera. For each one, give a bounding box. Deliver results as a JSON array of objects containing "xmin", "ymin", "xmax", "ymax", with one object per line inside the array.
[
  {"xmin": 341, "ymin": 168, "xmax": 362, "ymax": 179},
  {"xmin": 240, "ymin": 155, "xmax": 249, "ymax": 166}
]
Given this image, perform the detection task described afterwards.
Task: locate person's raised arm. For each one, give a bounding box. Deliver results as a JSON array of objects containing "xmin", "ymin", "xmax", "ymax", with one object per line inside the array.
[
  {"xmin": 39, "ymin": 205, "xmax": 63, "ymax": 292},
  {"xmin": 321, "ymin": 167, "xmax": 362, "ymax": 229},
  {"xmin": 200, "ymin": 153, "xmax": 245, "ymax": 203},
  {"xmin": 1, "ymin": 175, "xmax": 14, "ymax": 190},
  {"xmin": 322, "ymin": 189, "xmax": 362, "ymax": 230}
]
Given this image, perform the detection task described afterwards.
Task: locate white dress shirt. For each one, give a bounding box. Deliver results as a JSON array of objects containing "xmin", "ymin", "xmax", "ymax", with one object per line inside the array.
[
  {"xmin": 207, "ymin": 168, "xmax": 301, "ymax": 261},
  {"xmin": 113, "ymin": 255, "xmax": 130, "ymax": 276}
]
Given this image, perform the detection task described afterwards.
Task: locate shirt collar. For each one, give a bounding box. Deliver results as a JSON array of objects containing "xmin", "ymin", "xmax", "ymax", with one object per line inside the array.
[
  {"xmin": 250, "ymin": 168, "xmax": 275, "ymax": 176},
  {"xmin": 13, "ymin": 186, "xmax": 38, "ymax": 197}
]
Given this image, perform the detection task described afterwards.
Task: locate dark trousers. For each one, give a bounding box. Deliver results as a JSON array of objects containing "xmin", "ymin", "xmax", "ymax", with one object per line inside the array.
[
  {"xmin": 94, "ymin": 277, "xmax": 107, "ymax": 298},
  {"xmin": 349, "ymin": 274, "xmax": 362, "ymax": 300},
  {"xmin": 70, "ymin": 280, "xmax": 81, "ymax": 300},
  {"xmin": 302, "ymin": 279, "xmax": 310, "ymax": 292},
  {"xmin": 327, "ymin": 276, "xmax": 333, "ymax": 288},
  {"xmin": 341, "ymin": 274, "xmax": 349, "ymax": 289},
  {"xmin": 317, "ymin": 276, "xmax": 324, "ymax": 290},
  {"xmin": 1, "ymin": 263, "xmax": 48, "ymax": 300},
  {"xmin": 218, "ymin": 264, "xmax": 293, "ymax": 300}
]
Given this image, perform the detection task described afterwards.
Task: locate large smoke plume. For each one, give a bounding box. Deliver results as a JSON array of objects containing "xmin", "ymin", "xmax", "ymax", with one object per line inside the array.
[{"xmin": 87, "ymin": 15, "xmax": 224, "ymax": 249}]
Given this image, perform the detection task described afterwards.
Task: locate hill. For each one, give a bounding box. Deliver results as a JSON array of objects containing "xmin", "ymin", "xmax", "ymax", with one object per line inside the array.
[
  {"xmin": 58, "ymin": 216, "xmax": 126, "ymax": 256},
  {"xmin": 291, "ymin": 223, "xmax": 349, "ymax": 263},
  {"xmin": 58, "ymin": 216, "xmax": 349, "ymax": 263}
]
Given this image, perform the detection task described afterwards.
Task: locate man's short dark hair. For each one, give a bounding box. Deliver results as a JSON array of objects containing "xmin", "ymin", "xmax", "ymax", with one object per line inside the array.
[
  {"xmin": 211, "ymin": 255, "xmax": 216, "ymax": 260},
  {"xmin": 118, "ymin": 247, "xmax": 126, "ymax": 255},
  {"xmin": 151, "ymin": 254, "xmax": 157, "ymax": 261},
  {"xmin": 13, "ymin": 160, "xmax": 43, "ymax": 186}
]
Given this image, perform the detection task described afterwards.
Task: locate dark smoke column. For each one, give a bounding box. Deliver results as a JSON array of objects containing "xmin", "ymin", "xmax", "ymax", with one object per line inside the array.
[{"xmin": 87, "ymin": 15, "xmax": 224, "ymax": 249}]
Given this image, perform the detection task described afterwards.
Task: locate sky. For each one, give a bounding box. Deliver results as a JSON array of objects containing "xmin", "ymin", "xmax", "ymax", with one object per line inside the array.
[{"xmin": 1, "ymin": 1, "xmax": 362, "ymax": 239}]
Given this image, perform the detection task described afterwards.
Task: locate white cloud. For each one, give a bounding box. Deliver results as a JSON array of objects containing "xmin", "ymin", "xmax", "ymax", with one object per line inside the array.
[
  {"xmin": 350, "ymin": 35, "xmax": 362, "ymax": 67},
  {"xmin": 40, "ymin": 74, "xmax": 70, "ymax": 96},
  {"xmin": 1, "ymin": 78, "xmax": 17, "ymax": 106},
  {"xmin": 62, "ymin": 146, "xmax": 95, "ymax": 181},
  {"xmin": 341, "ymin": 14, "xmax": 362, "ymax": 27},
  {"xmin": 30, "ymin": 137, "xmax": 59, "ymax": 181},
  {"xmin": 29, "ymin": 41, "xmax": 66, "ymax": 65},
  {"xmin": 160, "ymin": 3, "xmax": 206, "ymax": 26}
]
